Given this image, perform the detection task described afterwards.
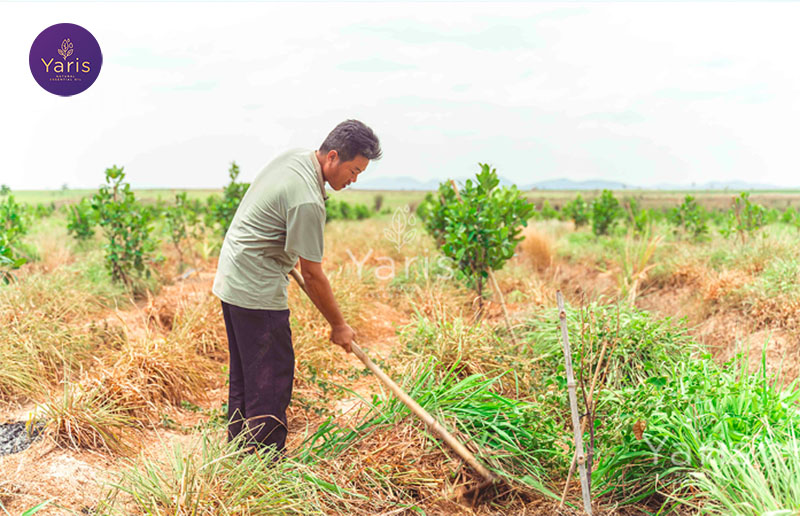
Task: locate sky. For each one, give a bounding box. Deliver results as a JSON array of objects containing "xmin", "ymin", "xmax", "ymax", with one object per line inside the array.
[{"xmin": 2, "ymin": 2, "xmax": 800, "ymax": 190}]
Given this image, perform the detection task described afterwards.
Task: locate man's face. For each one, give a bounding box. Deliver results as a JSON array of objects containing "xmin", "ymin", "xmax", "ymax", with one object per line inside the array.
[{"xmin": 322, "ymin": 150, "xmax": 369, "ymax": 191}]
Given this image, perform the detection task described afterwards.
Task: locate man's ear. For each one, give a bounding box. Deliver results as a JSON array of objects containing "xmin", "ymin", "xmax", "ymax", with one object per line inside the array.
[{"xmin": 326, "ymin": 149, "xmax": 338, "ymax": 164}]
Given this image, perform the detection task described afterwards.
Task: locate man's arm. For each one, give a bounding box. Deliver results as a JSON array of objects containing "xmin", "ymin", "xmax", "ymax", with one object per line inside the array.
[{"xmin": 298, "ymin": 257, "xmax": 354, "ymax": 353}]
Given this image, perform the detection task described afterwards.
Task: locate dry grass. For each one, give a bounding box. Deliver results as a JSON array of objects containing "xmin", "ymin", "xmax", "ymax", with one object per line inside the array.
[
  {"xmin": 518, "ymin": 225, "xmax": 554, "ymax": 271},
  {"xmin": 0, "ymin": 268, "xmax": 112, "ymax": 402},
  {"xmin": 32, "ymin": 382, "xmax": 137, "ymax": 455},
  {"xmin": 167, "ymin": 294, "xmax": 228, "ymax": 358},
  {"xmin": 30, "ymin": 327, "xmax": 220, "ymax": 456},
  {"xmin": 308, "ymin": 420, "xmax": 481, "ymax": 513},
  {"xmin": 401, "ymin": 297, "xmax": 505, "ymax": 373},
  {"xmin": 107, "ymin": 335, "xmax": 218, "ymax": 414},
  {"xmin": 289, "ymin": 267, "xmax": 375, "ymax": 372}
]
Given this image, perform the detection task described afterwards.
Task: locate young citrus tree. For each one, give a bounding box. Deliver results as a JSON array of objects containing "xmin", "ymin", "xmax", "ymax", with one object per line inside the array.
[
  {"xmin": 720, "ymin": 192, "xmax": 766, "ymax": 243},
  {"xmin": 563, "ymin": 194, "xmax": 590, "ymax": 228},
  {"xmin": 91, "ymin": 165, "xmax": 158, "ymax": 287},
  {"xmin": 0, "ymin": 193, "xmax": 28, "ymax": 283},
  {"xmin": 419, "ymin": 164, "xmax": 534, "ymax": 307},
  {"xmin": 207, "ymin": 161, "xmax": 249, "ymax": 237},
  {"xmin": 164, "ymin": 192, "xmax": 201, "ymax": 270},
  {"xmin": 668, "ymin": 195, "xmax": 709, "ymax": 241},
  {"xmin": 591, "ymin": 189, "xmax": 622, "ymax": 236},
  {"xmin": 66, "ymin": 198, "xmax": 97, "ymax": 241}
]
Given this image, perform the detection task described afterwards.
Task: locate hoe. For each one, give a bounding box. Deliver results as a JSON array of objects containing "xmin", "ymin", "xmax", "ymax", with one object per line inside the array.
[{"xmin": 289, "ymin": 268, "xmax": 497, "ymax": 491}]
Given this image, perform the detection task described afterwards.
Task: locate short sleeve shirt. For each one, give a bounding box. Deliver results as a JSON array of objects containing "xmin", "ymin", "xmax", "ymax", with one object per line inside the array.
[{"xmin": 212, "ymin": 149, "xmax": 327, "ymax": 310}]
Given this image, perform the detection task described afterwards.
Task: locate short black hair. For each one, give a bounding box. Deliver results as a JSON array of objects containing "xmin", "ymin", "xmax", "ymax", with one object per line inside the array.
[{"xmin": 320, "ymin": 119, "xmax": 382, "ymax": 162}]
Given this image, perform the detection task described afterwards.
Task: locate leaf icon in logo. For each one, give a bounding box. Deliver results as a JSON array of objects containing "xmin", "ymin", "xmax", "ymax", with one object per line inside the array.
[
  {"xmin": 384, "ymin": 205, "xmax": 418, "ymax": 251},
  {"xmin": 58, "ymin": 38, "xmax": 74, "ymax": 61},
  {"xmin": 402, "ymin": 228, "xmax": 417, "ymax": 247}
]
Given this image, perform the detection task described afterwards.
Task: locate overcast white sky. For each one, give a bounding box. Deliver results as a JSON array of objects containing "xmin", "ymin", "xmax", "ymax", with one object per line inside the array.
[{"xmin": 2, "ymin": 2, "xmax": 799, "ymax": 190}]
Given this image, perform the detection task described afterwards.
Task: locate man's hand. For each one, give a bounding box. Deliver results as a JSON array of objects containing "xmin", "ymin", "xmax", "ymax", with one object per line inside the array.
[{"xmin": 330, "ymin": 323, "xmax": 355, "ymax": 353}]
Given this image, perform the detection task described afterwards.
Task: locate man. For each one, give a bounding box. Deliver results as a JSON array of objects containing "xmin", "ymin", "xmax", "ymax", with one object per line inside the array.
[{"xmin": 212, "ymin": 119, "xmax": 382, "ymax": 454}]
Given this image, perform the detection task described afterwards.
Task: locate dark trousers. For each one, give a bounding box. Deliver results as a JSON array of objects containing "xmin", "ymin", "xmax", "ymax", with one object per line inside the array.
[{"xmin": 221, "ymin": 301, "xmax": 294, "ymax": 453}]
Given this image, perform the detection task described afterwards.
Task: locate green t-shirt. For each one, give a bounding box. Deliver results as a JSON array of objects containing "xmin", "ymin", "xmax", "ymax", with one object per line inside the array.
[{"xmin": 212, "ymin": 148, "xmax": 327, "ymax": 310}]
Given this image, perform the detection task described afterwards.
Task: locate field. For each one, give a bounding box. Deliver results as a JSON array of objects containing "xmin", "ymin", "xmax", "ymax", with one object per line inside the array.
[{"xmin": 2, "ymin": 183, "xmax": 800, "ymax": 515}]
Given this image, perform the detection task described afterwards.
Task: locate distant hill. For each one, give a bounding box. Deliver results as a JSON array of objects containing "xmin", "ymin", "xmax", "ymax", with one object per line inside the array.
[
  {"xmin": 353, "ymin": 175, "xmax": 520, "ymax": 191},
  {"xmin": 352, "ymin": 176, "xmax": 791, "ymax": 191},
  {"xmin": 526, "ymin": 179, "xmax": 634, "ymax": 190}
]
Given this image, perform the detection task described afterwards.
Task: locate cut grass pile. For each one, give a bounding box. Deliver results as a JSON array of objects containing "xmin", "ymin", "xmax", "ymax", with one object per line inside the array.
[
  {"xmin": 297, "ymin": 358, "xmax": 557, "ymax": 510},
  {"xmin": 167, "ymin": 294, "xmax": 228, "ymax": 358}
]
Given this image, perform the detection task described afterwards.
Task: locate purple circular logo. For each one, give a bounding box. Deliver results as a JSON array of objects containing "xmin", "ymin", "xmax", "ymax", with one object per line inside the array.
[{"xmin": 29, "ymin": 23, "xmax": 102, "ymax": 96}]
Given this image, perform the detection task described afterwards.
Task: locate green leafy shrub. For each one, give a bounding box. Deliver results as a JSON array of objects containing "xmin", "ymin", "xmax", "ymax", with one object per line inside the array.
[
  {"xmin": 91, "ymin": 165, "xmax": 158, "ymax": 287},
  {"xmin": 563, "ymin": 194, "xmax": 590, "ymax": 228},
  {"xmin": 591, "ymin": 189, "xmax": 622, "ymax": 236},
  {"xmin": 207, "ymin": 161, "xmax": 249, "ymax": 237},
  {"xmin": 325, "ymin": 199, "xmax": 372, "ymax": 222},
  {"xmin": 781, "ymin": 206, "xmax": 800, "ymax": 231},
  {"xmin": 0, "ymin": 194, "xmax": 28, "ymax": 282},
  {"xmin": 720, "ymin": 192, "xmax": 766, "ymax": 242},
  {"xmin": 623, "ymin": 198, "xmax": 652, "ymax": 235},
  {"xmin": 765, "ymin": 207, "xmax": 781, "ymax": 225},
  {"xmin": 419, "ymin": 165, "xmax": 534, "ymax": 305},
  {"xmin": 539, "ymin": 200, "xmax": 559, "ymax": 220},
  {"xmin": 33, "ymin": 202, "xmax": 56, "ymax": 219},
  {"xmin": 353, "ymin": 203, "xmax": 371, "ymax": 220},
  {"xmin": 668, "ymin": 195, "xmax": 709, "ymax": 240},
  {"xmin": 339, "ymin": 200, "xmax": 353, "ymax": 220},
  {"xmin": 164, "ymin": 192, "xmax": 200, "ymax": 269},
  {"xmin": 325, "ymin": 198, "xmax": 343, "ymax": 222},
  {"xmin": 66, "ymin": 198, "xmax": 96, "ymax": 241}
]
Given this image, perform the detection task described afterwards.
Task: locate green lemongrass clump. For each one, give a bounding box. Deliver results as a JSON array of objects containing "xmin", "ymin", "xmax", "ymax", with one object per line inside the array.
[
  {"xmin": 594, "ymin": 351, "xmax": 800, "ymax": 509},
  {"xmin": 399, "ymin": 310, "xmax": 533, "ymax": 393},
  {"xmin": 686, "ymin": 431, "xmax": 800, "ymax": 515},
  {"xmin": 298, "ymin": 358, "xmax": 559, "ymax": 498},
  {"xmin": 522, "ymin": 301, "xmax": 695, "ymax": 390},
  {"xmin": 99, "ymin": 430, "xmax": 345, "ymax": 515}
]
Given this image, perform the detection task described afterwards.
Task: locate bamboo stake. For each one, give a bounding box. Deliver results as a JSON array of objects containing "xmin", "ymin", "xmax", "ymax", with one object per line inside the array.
[
  {"xmin": 289, "ymin": 267, "xmax": 496, "ymax": 484},
  {"xmin": 559, "ymin": 334, "xmax": 609, "ymax": 507},
  {"xmin": 556, "ymin": 291, "xmax": 593, "ymax": 515}
]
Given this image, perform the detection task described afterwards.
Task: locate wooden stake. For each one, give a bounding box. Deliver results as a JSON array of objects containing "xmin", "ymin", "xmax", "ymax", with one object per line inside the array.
[
  {"xmin": 559, "ymin": 332, "xmax": 608, "ymax": 508},
  {"xmin": 488, "ymin": 270, "xmax": 519, "ymax": 347},
  {"xmin": 556, "ymin": 291, "xmax": 593, "ymax": 515},
  {"xmin": 289, "ymin": 268, "xmax": 496, "ymax": 484}
]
